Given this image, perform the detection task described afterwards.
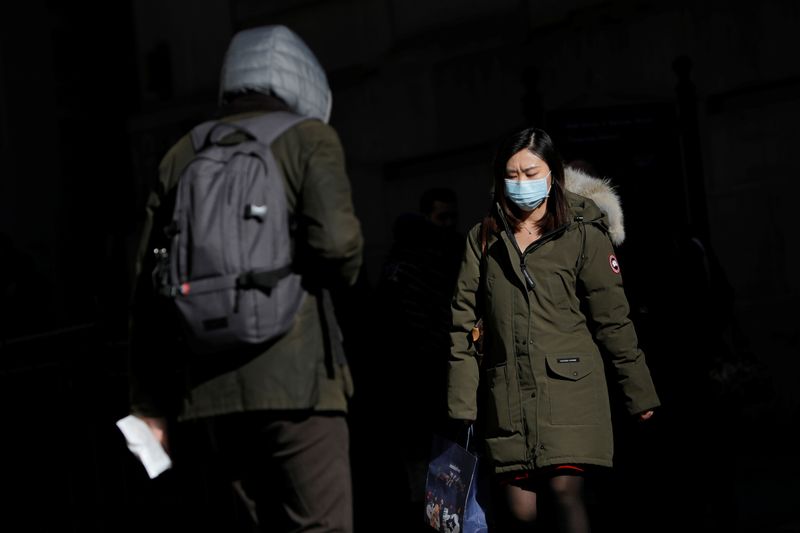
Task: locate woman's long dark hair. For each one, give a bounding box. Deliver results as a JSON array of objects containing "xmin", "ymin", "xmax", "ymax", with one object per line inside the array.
[{"xmin": 481, "ymin": 127, "xmax": 570, "ymax": 250}]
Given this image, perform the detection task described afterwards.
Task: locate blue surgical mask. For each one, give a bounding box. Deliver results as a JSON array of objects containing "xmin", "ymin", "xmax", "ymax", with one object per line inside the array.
[{"xmin": 505, "ymin": 171, "xmax": 551, "ymax": 211}]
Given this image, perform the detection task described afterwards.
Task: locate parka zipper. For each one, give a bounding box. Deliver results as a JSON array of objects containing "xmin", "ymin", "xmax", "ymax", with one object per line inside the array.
[
  {"xmin": 496, "ymin": 202, "xmax": 536, "ymax": 291},
  {"xmin": 495, "ymin": 204, "xmax": 579, "ymax": 466},
  {"xmin": 495, "ymin": 202, "xmax": 572, "ymax": 291}
]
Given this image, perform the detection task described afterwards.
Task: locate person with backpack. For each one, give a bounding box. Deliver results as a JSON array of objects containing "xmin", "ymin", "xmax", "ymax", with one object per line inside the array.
[
  {"xmin": 446, "ymin": 127, "xmax": 660, "ymax": 532},
  {"xmin": 127, "ymin": 25, "xmax": 363, "ymax": 532}
]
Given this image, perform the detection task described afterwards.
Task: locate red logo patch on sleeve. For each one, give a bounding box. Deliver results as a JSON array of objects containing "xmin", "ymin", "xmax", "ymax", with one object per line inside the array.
[{"xmin": 609, "ymin": 254, "xmax": 621, "ymax": 274}]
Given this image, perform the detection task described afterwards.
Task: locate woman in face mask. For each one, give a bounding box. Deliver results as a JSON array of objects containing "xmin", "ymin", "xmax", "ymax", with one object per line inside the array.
[{"xmin": 446, "ymin": 127, "xmax": 660, "ymax": 533}]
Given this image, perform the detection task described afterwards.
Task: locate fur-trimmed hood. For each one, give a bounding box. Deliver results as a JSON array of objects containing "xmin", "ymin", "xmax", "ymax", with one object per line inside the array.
[{"xmin": 564, "ymin": 166, "xmax": 625, "ymax": 246}]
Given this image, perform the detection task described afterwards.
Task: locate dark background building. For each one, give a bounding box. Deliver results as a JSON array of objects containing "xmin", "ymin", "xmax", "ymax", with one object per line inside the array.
[{"xmin": 1, "ymin": 1, "xmax": 798, "ymax": 531}]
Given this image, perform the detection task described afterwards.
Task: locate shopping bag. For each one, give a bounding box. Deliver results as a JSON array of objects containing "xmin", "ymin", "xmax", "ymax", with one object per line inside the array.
[{"xmin": 424, "ymin": 427, "xmax": 488, "ymax": 533}]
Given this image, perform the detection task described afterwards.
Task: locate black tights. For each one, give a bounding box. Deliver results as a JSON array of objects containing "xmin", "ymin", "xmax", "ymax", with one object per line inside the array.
[{"xmin": 501, "ymin": 473, "xmax": 590, "ymax": 533}]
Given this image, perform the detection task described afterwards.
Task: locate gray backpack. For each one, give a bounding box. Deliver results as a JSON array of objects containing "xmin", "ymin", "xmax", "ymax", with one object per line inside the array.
[{"xmin": 153, "ymin": 111, "xmax": 308, "ymax": 354}]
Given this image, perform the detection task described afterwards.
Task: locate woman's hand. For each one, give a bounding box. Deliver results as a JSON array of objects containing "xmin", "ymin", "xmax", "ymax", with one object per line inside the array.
[{"xmin": 637, "ymin": 410, "xmax": 654, "ymax": 422}]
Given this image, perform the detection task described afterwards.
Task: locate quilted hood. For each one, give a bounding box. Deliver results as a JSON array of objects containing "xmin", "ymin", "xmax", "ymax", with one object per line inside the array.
[{"xmin": 219, "ymin": 25, "xmax": 332, "ymax": 123}]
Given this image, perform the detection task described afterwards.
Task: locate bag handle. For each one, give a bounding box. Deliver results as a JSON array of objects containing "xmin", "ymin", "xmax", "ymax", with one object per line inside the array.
[
  {"xmin": 189, "ymin": 111, "xmax": 311, "ymax": 152},
  {"xmin": 465, "ymin": 424, "xmax": 474, "ymax": 450},
  {"xmin": 189, "ymin": 121, "xmax": 255, "ymax": 152},
  {"xmin": 205, "ymin": 121, "xmax": 256, "ymax": 146}
]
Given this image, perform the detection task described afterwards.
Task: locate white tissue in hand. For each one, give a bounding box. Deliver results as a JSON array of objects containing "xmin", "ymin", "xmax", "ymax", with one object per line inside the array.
[{"xmin": 116, "ymin": 414, "xmax": 172, "ymax": 479}]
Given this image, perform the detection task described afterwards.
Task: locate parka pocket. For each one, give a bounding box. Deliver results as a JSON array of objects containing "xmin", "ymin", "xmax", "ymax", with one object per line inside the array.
[
  {"xmin": 485, "ymin": 433, "xmax": 527, "ymax": 468},
  {"xmin": 545, "ymin": 354, "xmax": 599, "ymax": 426},
  {"xmin": 484, "ymin": 364, "xmax": 514, "ymax": 434}
]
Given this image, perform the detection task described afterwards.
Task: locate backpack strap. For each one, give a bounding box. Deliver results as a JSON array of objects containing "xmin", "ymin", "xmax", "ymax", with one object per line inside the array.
[
  {"xmin": 236, "ymin": 266, "xmax": 294, "ymax": 291},
  {"xmin": 164, "ymin": 265, "xmax": 294, "ymax": 298}
]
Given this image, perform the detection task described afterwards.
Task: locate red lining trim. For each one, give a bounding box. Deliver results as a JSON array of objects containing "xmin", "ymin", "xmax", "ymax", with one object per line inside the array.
[{"xmin": 555, "ymin": 465, "xmax": 585, "ymax": 472}]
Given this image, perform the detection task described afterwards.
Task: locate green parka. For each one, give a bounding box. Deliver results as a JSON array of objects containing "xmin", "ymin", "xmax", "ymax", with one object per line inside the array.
[
  {"xmin": 129, "ymin": 105, "xmax": 363, "ymax": 421},
  {"xmin": 448, "ymin": 169, "xmax": 660, "ymax": 474}
]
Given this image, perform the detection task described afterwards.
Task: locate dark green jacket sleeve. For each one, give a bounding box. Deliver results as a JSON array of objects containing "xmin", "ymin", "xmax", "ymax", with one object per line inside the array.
[
  {"xmin": 272, "ymin": 120, "xmax": 363, "ymax": 288},
  {"xmin": 447, "ymin": 224, "xmax": 482, "ymax": 420},
  {"xmin": 578, "ymin": 223, "xmax": 660, "ymax": 415}
]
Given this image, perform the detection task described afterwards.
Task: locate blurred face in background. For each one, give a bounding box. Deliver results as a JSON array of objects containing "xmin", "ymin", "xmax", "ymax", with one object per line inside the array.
[{"xmin": 427, "ymin": 200, "xmax": 458, "ymax": 229}]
